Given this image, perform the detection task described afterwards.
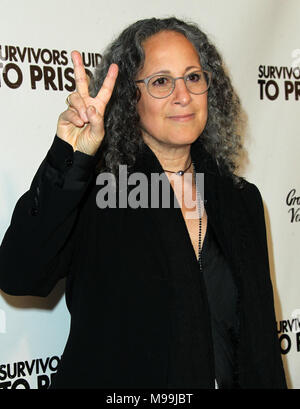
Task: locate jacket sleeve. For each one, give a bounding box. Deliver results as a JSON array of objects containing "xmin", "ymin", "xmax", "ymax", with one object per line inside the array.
[
  {"xmin": 0, "ymin": 135, "xmax": 98, "ymax": 297},
  {"xmin": 242, "ymin": 181, "xmax": 287, "ymax": 388}
]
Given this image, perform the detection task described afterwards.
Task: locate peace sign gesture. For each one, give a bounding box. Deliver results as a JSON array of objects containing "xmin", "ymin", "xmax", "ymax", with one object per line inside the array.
[{"xmin": 57, "ymin": 51, "xmax": 118, "ymax": 156}]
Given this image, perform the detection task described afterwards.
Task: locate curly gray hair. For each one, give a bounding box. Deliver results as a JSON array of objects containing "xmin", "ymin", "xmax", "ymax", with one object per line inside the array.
[{"xmin": 91, "ymin": 17, "xmax": 244, "ymax": 186}]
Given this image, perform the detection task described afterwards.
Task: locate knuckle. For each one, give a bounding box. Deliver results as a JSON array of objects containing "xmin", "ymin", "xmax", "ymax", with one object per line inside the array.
[
  {"xmin": 70, "ymin": 93, "xmax": 85, "ymax": 107},
  {"xmin": 70, "ymin": 91, "xmax": 79, "ymax": 100},
  {"xmin": 60, "ymin": 109, "xmax": 70, "ymax": 119}
]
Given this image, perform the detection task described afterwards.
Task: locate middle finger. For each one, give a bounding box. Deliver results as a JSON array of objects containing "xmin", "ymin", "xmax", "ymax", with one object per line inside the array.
[{"xmin": 95, "ymin": 64, "xmax": 119, "ymax": 114}]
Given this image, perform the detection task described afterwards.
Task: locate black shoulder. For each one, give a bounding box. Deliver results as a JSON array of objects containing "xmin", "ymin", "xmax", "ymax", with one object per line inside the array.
[{"xmin": 236, "ymin": 178, "xmax": 266, "ymax": 223}]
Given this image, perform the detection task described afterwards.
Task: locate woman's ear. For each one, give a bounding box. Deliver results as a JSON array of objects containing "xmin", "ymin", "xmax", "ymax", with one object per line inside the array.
[{"xmin": 135, "ymin": 86, "xmax": 141, "ymax": 102}]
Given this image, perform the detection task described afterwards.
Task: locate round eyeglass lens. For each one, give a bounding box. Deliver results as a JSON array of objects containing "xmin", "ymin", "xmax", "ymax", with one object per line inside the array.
[
  {"xmin": 185, "ymin": 71, "xmax": 210, "ymax": 94},
  {"xmin": 148, "ymin": 75, "xmax": 173, "ymax": 98}
]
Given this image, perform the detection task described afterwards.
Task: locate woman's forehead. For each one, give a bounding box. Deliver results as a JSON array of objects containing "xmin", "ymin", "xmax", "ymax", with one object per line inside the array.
[{"xmin": 140, "ymin": 31, "xmax": 201, "ymax": 75}]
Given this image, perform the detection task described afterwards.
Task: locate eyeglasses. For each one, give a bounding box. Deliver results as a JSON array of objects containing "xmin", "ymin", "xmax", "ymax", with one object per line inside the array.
[{"xmin": 135, "ymin": 70, "xmax": 212, "ymax": 99}]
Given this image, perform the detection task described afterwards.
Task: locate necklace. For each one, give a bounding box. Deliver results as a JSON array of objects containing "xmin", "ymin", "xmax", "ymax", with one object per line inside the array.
[
  {"xmin": 193, "ymin": 161, "xmax": 204, "ymax": 272},
  {"xmin": 163, "ymin": 159, "xmax": 192, "ymax": 176}
]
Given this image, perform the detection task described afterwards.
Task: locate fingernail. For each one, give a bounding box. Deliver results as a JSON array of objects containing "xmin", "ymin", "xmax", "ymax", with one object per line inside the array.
[{"xmin": 109, "ymin": 64, "xmax": 118, "ymax": 76}]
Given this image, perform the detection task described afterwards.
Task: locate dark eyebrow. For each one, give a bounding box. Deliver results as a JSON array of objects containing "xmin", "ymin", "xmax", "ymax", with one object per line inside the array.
[{"xmin": 149, "ymin": 66, "xmax": 202, "ymax": 76}]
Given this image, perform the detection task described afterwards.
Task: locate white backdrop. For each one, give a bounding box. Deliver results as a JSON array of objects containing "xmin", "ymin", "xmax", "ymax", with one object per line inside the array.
[{"xmin": 0, "ymin": 0, "xmax": 299, "ymax": 389}]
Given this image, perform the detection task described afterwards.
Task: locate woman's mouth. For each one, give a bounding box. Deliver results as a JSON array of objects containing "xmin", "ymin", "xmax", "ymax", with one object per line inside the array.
[{"xmin": 167, "ymin": 114, "xmax": 195, "ymax": 122}]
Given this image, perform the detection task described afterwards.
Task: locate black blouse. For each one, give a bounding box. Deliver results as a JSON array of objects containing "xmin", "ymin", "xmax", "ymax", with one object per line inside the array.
[{"xmin": 201, "ymin": 220, "xmax": 239, "ymax": 389}]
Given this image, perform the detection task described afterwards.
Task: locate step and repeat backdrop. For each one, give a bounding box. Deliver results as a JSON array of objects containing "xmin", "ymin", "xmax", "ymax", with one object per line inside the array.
[{"xmin": 0, "ymin": 0, "xmax": 299, "ymax": 389}]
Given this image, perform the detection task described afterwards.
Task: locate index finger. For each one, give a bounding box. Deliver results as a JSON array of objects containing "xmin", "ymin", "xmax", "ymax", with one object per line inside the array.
[
  {"xmin": 71, "ymin": 50, "xmax": 89, "ymax": 98},
  {"xmin": 95, "ymin": 63, "xmax": 119, "ymax": 110}
]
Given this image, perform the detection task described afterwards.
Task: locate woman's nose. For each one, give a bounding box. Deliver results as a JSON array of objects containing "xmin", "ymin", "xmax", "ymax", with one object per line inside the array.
[{"xmin": 172, "ymin": 78, "xmax": 192, "ymax": 105}]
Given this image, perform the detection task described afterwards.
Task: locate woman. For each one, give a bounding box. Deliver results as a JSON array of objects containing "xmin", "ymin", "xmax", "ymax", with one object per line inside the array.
[{"xmin": 0, "ymin": 17, "xmax": 286, "ymax": 389}]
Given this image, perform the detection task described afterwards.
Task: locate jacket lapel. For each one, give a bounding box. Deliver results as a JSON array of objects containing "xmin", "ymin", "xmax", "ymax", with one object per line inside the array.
[
  {"xmin": 191, "ymin": 140, "xmax": 239, "ymax": 274},
  {"xmin": 203, "ymin": 172, "xmax": 237, "ymax": 271},
  {"xmin": 130, "ymin": 141, "xmax": 199, "ymax": 276}
]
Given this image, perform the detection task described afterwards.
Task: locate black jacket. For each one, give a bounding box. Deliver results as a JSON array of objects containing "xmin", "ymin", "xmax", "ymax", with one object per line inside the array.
[{"xmin": 0, "ymin": 135, "xmax": 287, "ymax": 389}]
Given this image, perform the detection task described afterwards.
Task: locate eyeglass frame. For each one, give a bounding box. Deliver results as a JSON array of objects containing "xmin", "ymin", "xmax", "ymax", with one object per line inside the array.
[{"xmin": 135, "ymin": 70, "xmax": 212, "ymax": 99}]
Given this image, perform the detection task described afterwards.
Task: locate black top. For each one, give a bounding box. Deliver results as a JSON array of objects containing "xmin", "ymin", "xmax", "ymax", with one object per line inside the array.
[
  {"xmin": 0, "ymin": 135, "xmax": 287, "ymax": 389},
  {"xmin": 201, "ymin": 220, "xmax": 238, "ymax": 389},
  {"xmin": 166, "ymin": 217, "xmax": 238, "ymax": 389}
]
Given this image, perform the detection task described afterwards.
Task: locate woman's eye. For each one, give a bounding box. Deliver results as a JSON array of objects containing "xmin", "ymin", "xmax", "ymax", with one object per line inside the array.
[
  {"xmin": 187, "ymin": 72, "xmax": 201, "ymax": 82},
  {"xmin": 152, "ymin": 77, "xmax": 170, "ymax": 87}
]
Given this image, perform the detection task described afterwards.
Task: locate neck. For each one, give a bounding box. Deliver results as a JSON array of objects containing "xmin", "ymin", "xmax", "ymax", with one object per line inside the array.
[{"xmin": 142, "ymin": 135, "xmax": 192, "ymax": 174}]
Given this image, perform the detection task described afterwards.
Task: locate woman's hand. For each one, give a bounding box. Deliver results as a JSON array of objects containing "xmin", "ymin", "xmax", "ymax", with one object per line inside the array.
[{"xmin": 57, "ymin": 50, "xmax": 118, "ymax": 156}]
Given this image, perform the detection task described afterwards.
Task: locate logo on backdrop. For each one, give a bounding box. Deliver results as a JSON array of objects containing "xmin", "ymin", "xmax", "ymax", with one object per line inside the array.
[
  {"xmin": 0, "ymin": 356, "xmax": 60, "ymax": 389},
  {"xmin": 277, "ymin": 310, "xmax": 300, "ymax": 355},
  {"xmin": 0, "ymin": 45, "xmax": 101, "ymax": 91},
  {"xmin": 286, "ymin": 188, "xmax": 300, "ymax": 223},
  {"xmin": 258, "ymin": 50, "xmax": 300, "ymax": 101}
]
